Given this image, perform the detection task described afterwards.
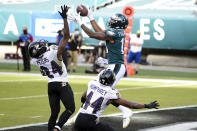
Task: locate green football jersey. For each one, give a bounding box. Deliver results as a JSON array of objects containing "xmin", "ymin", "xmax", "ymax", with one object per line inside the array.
[{"xmin": 105, "ymin": 28, "xmax": 125, "ymax": 64}]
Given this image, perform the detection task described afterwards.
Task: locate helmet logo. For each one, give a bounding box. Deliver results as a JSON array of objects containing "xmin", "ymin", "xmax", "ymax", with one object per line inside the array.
[{"xmin": 108, "ymin": 14, "xmax": 128, "ymax": 29}]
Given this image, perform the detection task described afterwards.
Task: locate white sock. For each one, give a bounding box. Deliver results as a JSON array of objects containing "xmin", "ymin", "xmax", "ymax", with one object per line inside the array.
[
  {"xmin": 54, "ymin": 125, "xmax": 61, "ymax": 131},
  {"xmin": 118, "ymin": 105, "xmax": 132, "ymax": 118}
]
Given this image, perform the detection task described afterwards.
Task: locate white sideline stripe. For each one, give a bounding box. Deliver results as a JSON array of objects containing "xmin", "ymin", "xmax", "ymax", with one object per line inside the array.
[
  {"xmin": 0, "ymin": 83, "xmax": 196, "ymax": 101},
  {"xmin": 0, "ymin": 95, "xmax": 47, "ymax": 100},
  {"xmin": 31, "ymin": 116, "xmax": 41, "ymax": 118},
  {"xmin": 0, "ymin": 114, "xmax": 4, "ymax": 116},
  {"xmin": 1, "ymin": 105, "xmax": 197, "ymax": 130},
  {"xmin": 0, "ymin": 79, "xmax": 46, "ymax": 82},
  {"xmin": 0, "ymin": 122, "xmax": 47, "ymax": 130},
  {"xmin": 1, "ymin": 72, "xmax": 197, "ymax": 84},
  {"xmin": 0, "ymin": 92, "xmax": 83, "ymax": 100},
  {"xmin": 0, "ymin": 72, "xmax": 41, "ymax": 76},
  {"xmin": 1, "ymin": 77, "xmax": 196, "ymax": 84}
]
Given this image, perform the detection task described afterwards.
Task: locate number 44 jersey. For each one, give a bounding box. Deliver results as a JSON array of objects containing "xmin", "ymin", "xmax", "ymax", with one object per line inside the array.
[
  {"xmin": 81, "ymin": 80, "xmax": 120, "ymax": 118},
  {"xmin": 32, "ymin": 45, "xmax": 68, "ymax": 83}
]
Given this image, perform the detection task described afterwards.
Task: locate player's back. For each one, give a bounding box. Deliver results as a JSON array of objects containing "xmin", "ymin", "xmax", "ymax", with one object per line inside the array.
[
  {"xmin": 105, "ymin": 28, "xmax": 125, "ymax": 64},
  {"xmin": 32, "ymin": 45, "xmax": 68, "ymax": 83},
  {"xmin": 80, "ymin": 80, "xmax": 119, "ymax": 118}
]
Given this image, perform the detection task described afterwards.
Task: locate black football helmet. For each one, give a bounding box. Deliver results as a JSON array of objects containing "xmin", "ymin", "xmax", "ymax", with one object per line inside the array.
[
  {"xmin": 99, "ymin": 69, "xmax": 116, "ymax": 86},
  {"xmin": 28, "ymin": 39, "xmax": 48, "ymax": 58},
  {"xmin": 107, "ymin": 13, "xmax": 128, "ymax": 29}
]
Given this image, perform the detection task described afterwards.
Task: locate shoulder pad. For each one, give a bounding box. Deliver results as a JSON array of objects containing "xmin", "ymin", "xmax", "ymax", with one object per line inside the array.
[
  {"xmin": 105, "ymin": 29, "xmax": 117, "ymax": 39},
  {"xmin": 107, "ymin": 88, "xmax": 120, "ymax": 99},
  {"xmin": 112, "ymin": 88, "xmax": 120, "ymax": 96}
]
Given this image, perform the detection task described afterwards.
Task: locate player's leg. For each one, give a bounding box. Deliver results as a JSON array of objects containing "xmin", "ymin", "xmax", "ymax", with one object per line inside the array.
[
  {"xmin": 127, "ymin": 51, "xmax": 135, "ymax": 72},
  {"xmin": 91, "ymin": 122, "xmax": 115, "ymax": 131},
  {"xmin": 127, "ymin": 51, "xmax": 134, "ymax": 64},
  {"xmin": 64, "ymin": 108, "xmax": 82, "ymax": 126},
  {"xmin": 48, "ymin": 82, "xmax": 61, "ymax": 131},
  {"xmin": 21, "ymin": 47, "xmax": 26, "ymax": 71},
  {"xmin": 67, "ymin": 50, "xmax": 72, "ymax": 72},
  {"xmin": 108, "ymin": 64, "xmax": 133, "ymax": 128},
  {"xmin": 24, "ymin": 47, "xmax": 30, "ymax": 71},
  {"xmin": 135, "ymin": 52, "xmax": 141, "ymax": 74},
  {"xmin": 72, "ymin": 51, "xmax": 77, "ymax": 72},
  {"xmin": 73, "ymin": 113, "xmax": 96, "ymax": 131},
  {"xmin": 55, "ymin": 82, "xmax": 75, "ymax": 130},
  {"xmin": 107, "ymin": 64, "xmax": 125, "ymax": 88}
]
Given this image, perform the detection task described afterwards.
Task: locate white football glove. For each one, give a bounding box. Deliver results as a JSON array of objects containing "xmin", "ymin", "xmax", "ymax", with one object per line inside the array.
[
  {"xmin": 96, "ymin": 57, "xmax": 108, "ymax": 66},
  {"xmin": 68, "ymin": 13, "xmax": 83, "ymax": 26},
  {"xmin": 87, "ymin": 8, "xmax": 94, "ymax": 21}
]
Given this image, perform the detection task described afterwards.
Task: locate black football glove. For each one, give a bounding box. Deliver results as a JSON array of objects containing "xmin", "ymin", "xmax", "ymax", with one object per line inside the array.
[
  {"xmin": 58, "ymin": 5, "xmax": 70, "ymax": 19},
  {"xmin": 145, "ymin": 100, "xmax": 159, "ymax": 109}
]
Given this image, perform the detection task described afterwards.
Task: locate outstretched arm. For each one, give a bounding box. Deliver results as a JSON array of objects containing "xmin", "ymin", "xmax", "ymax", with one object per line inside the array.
[
  {"xmin": 70, "ymin": 12, "xmax": 114, "ymax": 43},
  {"xmin": 81, "ymin": 24, "xmax": 110, "ymax": 41},
  {"xmin": 90, "ymin": 20, "xmax": 104, "ymax": 33},
  {"xmin": 87, "ymin": 8, "xmax": 104, "ymax": 33},
  {"xmin": 110, "ymin": 98, "xmax": 159, "ymax": 109},
  {"xmin": 57, "ymin": 5, "xmax": 70, "ymax": 61}
]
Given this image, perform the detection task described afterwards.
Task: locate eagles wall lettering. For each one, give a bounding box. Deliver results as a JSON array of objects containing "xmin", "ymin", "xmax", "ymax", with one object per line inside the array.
[{"xmin": 140, "ymin": 18, "xmax": 165, "ymax": 41}]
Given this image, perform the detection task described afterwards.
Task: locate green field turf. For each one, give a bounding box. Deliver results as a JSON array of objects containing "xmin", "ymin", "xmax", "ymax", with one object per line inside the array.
[
  {"xmin": 0, "ymin": 72, "xmax": 197, "ymax": 128},
  {"xmin": 1, "ymin": 62, "xmax": 197, "ymax": 80}
]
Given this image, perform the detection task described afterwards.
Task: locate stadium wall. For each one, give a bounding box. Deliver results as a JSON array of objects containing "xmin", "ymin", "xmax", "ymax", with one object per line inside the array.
[
  {"xmin": 1, "ymin": 11, "xmax": 197, "ymax": 50},
  {"xmin": 147, "ymin": 54, "xmax": 197, "ymax": 68}
]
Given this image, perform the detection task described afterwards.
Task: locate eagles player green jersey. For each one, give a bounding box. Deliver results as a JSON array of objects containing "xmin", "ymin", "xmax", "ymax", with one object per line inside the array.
[{"xmin": 105, "ymin": 28, "xmax": 125, "ymax": 64}]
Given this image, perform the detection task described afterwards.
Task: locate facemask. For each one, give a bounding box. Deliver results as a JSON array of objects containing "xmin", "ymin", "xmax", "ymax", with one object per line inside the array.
[{"xmin": 23, "ymin": 30, "xmax": 27, "ymax": 34}]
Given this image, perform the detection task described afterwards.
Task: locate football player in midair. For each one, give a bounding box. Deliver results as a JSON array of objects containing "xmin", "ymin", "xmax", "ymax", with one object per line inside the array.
[
  {"xmin": 28, "ymin": 5, "xmax": 75, "ymax": 131},
  {"xmin": 73, "ymin": 69, "xmax": 159, "ymax": 131},
  {"xmin": 69, "ymin": 9, "xmax": 133, "ymax": 128}
]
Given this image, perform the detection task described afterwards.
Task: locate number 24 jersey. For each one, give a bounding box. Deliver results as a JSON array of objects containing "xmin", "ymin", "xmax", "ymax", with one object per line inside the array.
[{"xmin": 32, "ymin": 45, "xmax": 68, "ymax": 83}]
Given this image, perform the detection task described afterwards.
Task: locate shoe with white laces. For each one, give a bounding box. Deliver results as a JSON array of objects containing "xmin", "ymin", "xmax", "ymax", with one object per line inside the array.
[{"xmin": 123, "ymin": 109, "xmax": 133, "ymax": 128}]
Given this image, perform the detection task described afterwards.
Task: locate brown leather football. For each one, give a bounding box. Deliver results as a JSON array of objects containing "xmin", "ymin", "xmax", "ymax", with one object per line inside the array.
[{"xmin": 76, "ymin": 4, "xmax": 88, "ymax": 16}]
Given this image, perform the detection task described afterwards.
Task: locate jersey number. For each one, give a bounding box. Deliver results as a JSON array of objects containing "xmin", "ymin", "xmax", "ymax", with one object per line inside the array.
[
  {"xmin": 40, "ymin": 60, "xmax": 63, "ymax": 78},
  {"xmin": 106, "ymin": 38, "xmax": 124, "ymax": 54},
  {"xmin": 120, "ymin": 38, "xmax": 125, "ymax": 54},
  {"xmin": 83, "ymin": 91, "xmax": 104, "ymax": 114}
]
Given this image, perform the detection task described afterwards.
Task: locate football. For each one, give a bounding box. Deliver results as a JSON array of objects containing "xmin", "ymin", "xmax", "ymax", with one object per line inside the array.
[{"xmin": 76, "ymin": 4, "xmax": 88, "ymax": 16}]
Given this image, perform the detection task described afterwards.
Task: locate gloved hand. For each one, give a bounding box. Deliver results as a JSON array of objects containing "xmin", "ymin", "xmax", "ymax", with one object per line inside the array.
[
  {"xmin": 87, "ymin": 8, "xmax": 94, "ymax": 21},
  {"xmin": 58, "ymin": 5, "xmax": 70, "ymax": 19},
  {"xmin": 68, "ymin": 13, "xmax": 83, "ymax": 26},
  {"xmin": 145, "ymin": 101, "xmax": 159, "ymax": 109}
]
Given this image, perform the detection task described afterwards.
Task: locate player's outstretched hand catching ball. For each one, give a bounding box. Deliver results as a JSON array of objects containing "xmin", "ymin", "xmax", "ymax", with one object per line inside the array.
[
  {"xmin": 145, "ymin": 100, "xmax": 160, "ymax": 109},
  {"xmin": 58, "ymin": 5, "xmax": 70, "ymax": 19}
]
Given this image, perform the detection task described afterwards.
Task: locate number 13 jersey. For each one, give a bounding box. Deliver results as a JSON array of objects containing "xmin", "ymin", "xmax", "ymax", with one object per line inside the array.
[{"xmin": 32, "ymin": 45, "xmax": 68, "ymax": 83}]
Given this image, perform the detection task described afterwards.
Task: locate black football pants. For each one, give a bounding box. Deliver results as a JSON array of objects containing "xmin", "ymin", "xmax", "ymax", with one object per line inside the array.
[
  {"xmin": 48, "ymin": 82, "xmax": 75, "ymax": 131},
  {"xmin": 73, "ymin": 113, "xmax": 115, "ymax": 131}
]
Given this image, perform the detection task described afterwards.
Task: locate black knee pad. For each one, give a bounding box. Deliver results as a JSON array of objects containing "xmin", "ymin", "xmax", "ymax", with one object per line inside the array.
[
  {"xmin": 67, "ymin": 105, "xmax": 75, "ymax": 114},
  {"xmin": 112, "ymin": 102, "xmax": 119, "ymax": 107}
]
